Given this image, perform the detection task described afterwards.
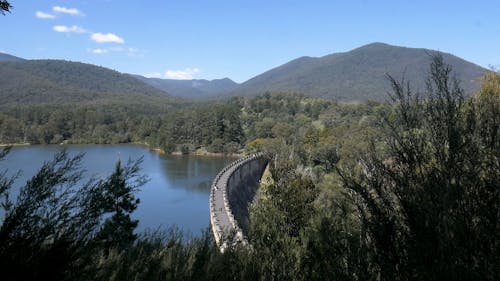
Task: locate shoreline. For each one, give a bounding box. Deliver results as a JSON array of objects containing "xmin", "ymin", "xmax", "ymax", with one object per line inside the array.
[
  {"xmin": 128, "ymin": 142, "xmax": 243, "ymax": 158},
  {"xmin": 1, "ymin": 142, "xmax": 243, "ymax": 158},
  {"xmin": 0, "ymin": 143, "xmax": 31, "ymax": 147}
]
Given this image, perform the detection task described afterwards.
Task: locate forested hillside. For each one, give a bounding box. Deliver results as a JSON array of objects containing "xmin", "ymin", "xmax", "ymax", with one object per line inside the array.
[
  {"xmin": 0, "ymin": 43, "xmax": 488, "ymax": 103},
  {"xmin": 0, "ymin": 59, "xmax": 174, "ymax": 105},
  {"xmin": 231, "ymin": 43, "xmax": 487, "ymax": 101}
]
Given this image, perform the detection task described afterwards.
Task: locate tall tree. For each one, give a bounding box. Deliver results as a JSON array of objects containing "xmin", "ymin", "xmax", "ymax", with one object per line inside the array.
[
  {"xmin": 0, "ymin": 150, "xmax": 147, "ymax": 280},
  {"xmin": 338, "ymin": 55, "xmax": 500, "ymax": 280},
  {"xmin": 95, "ymin": 158, "xmax": 146, "ymax": 250}
]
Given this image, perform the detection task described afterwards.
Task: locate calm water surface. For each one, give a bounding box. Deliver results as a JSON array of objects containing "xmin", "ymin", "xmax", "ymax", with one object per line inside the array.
[{"xmin": 0, "ymin": 144, "xmax": 235, "ymax": 235}]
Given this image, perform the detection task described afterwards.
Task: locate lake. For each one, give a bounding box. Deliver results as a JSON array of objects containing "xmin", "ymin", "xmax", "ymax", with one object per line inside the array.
[{"xmin": 0, "ymin": 144, "xmax": 235, "ymax": 236}]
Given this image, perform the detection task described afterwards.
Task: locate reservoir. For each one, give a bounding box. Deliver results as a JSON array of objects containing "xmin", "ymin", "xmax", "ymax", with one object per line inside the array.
[{"xmin": 0, "ymin": 144, "xmax": 235, "ymax": 236}]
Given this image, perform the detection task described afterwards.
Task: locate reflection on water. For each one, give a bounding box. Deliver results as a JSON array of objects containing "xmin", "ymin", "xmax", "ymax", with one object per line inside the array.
[
  {"xmin": 161, "ymin": 155, "xmax": 233, "ymax": 193},
  {"xmin": 0, "ymin": 144, "xmax": 236, "ymax": 236}
]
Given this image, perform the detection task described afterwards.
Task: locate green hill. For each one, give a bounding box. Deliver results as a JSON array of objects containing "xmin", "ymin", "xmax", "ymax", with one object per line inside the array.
[
  {"xmin": 0, "ymin": 59, "xmax": 174, "ymax": 105},
  {"xmin": 230, "ymin": 43, "xmax": 487, "ymax": 101}
]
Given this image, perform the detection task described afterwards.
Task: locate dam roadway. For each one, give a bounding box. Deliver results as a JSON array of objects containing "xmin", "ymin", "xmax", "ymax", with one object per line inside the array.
[{"xmin": 209, "ymin": 153, "xmax": 268, "ymax": 249}]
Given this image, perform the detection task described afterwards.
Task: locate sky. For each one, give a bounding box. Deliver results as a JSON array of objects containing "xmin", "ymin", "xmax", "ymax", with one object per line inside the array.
[{"xmin": 1, "ymin": 0, "xmax": 499, "ymax": 83}]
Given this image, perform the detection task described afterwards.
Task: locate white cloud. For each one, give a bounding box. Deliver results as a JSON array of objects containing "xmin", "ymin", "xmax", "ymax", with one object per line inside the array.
[
  {"xmin": 53, "ymin": 25, "xmax": 87, "ymax": 33},
  {"xmin": 90, "ymin": 32, "xmax": 124, "ymax": 43},
  {"xmin": 144, "ymin": 72, "xmax": 163, "ymax": 79},
  {"xmin": 126, "ymin": 48, "xmax": 144, "ymax": 57},
  {"xmin": 53, "ymin": 6, "xmax": 82, "ymax": 16},
  {"xmin": 143, "ymin": 68, "xmax": 200, "ymax": 80},
  {"xmin": 164, "ymin": 68, "xmax": 200, "ymax": 79},
  {"xmin": 35, "ymin": 11, "xmax": 55, "ymax": 19},
  {"xmin": 88, "ymin": 48, "xmax": 109, "ymax": 54},
  {"xmin": 108, "ymin": 47, "xmax": 125, "ymax": 52},
  {"xmin": 87, "ymin": 47, "xmax": 143, "ymax": 57}
]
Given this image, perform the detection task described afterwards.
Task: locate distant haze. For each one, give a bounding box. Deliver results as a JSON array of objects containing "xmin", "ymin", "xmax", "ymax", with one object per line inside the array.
[{"xmin": 134, "ymin": 76, "xmax": 238, "ymax": 100}]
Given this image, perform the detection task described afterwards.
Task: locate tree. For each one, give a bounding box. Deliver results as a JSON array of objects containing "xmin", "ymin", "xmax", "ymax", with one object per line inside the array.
[
  {"xmin": 95, "ymin": 158, "xmax": 146, "ymax": 250},
  {"xmin": 0, "ymin": 150, "xmax": 96, "ymax": 281},
  {"xmin": 0, "ymin": 0, "xmax": 11, "ymax": 14},
  {"xmin": 338, "ymin": 55, "xmax": 500, "ymax": 280},
  {"xmin": 0, "ymin": 147, "xmax": 14, "ymax": 214},
  {"xmin": 249, "ymin": 164, "xmax": 319, "ymax": 280},
  {"xmin": 0, "ymin": 150, "xmax": 147, "ymax": 280}
]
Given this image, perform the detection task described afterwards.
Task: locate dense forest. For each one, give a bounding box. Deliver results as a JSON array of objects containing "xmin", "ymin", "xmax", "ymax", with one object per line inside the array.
[
  {"xmin": 0, "ymin": 89, "xmax": 379, "ymax": 158},
  {"xmin": 0, "ymin": 56, "xmax": 499, "ymax": 281}
]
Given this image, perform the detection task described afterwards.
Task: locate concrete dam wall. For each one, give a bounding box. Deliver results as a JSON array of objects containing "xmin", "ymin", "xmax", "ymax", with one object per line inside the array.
[{"xmin": 209, "ymin": 153, "xmax": 268, "ymax": 248}]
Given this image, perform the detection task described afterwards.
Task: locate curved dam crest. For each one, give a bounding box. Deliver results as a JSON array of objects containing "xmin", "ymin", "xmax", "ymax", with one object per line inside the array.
[{"xmin": 209, "ymin": 153, "xmax": 268, "ymax": 249}]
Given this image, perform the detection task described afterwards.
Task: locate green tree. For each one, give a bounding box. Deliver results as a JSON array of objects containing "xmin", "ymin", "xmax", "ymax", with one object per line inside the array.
[
  {"xmin": 95, "ymin": 158, "xmax": 146, "ymax": 250},
  {"xmin": 338, "ymin": 55, "xmax": 500, "ymax": 280},
  {"xmin": 249, "ymin": 163, "xmax": 319, "ymax": 280},
  {"xmin": 0, "ymin": 150, "xmax": 147, "ymax": 280},
  {"xmin": 0, "ymin": 150, "xmax": 97, "ymax": 281}
]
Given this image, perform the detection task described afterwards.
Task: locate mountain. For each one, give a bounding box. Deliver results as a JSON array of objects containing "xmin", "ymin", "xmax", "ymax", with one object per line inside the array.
[
  {"xmin": 0, "ymin": 59, "xmax": 174, "ymax": 105},
  {"xmin": 0, "ymin": 52, "xmax": 25, "ymax": 62},
  {"xmin": 134, "ymin": 76, "xmax": 239, "ymax": 100},
  {"xmin": 1, "ymin": 43, "xmax": 488, "ymax": 104},
  {"xmin": 230, "ymin": 43, "xmax": 488, "ymax": 101}
]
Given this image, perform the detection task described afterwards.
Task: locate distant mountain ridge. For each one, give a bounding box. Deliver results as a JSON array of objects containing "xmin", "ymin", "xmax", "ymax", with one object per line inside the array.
[
  {"xmin": 0, "ymin": 59, "xmax": 174, "ymax": 105},
  {"xmin": 0, "ymin": 52, "xmax": 25, "ymax": 62},
  {"xmin": 0, "ymin": 43, "xmax": 489, "ymax": 103},
  {"xmin": 134, "ymin": 75, "xmax": 238, "ymax": 100},
  {"xmin": 229, "ymin": 43, "xmax": 488, "ymax": 101}
]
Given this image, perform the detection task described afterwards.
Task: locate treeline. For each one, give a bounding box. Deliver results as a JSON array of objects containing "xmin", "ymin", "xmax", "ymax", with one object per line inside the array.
[
  {"xmin": 0, "ymin": 56, "xmax": 498, "ymax": 281},
  {"xmin": 0, "ymin": 88, "xmax": 382, "ymax": 159},
  {"xmin": 0, "ymin": 102, "xmax": 175, "ymax": 145}
]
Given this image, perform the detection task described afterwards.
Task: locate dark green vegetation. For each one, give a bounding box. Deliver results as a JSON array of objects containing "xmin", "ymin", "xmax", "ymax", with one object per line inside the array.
[
  {"xmin": 135, "ymin": 75, "xmax": 238, "ymax": 100},
  {"xmin": 0, "ymin": 149, "xmax": 145, "ymax": 281},
  {"xmin": 230, "ymin": 43, "xmax": 487, "ymax": 101},
  {"xmin": 0, "ymin": 58, "xmax": 182, "ymax": 145},
  {"xmin": 0, "ymin": 103, "xmax": 168, "ymax": 145},
  {"xmin": 0, "ymin": 0, "xmax": 12, "ymax": 14},
  {"xmin": 0, "ymin": 56, "xmax": 498, "ymax": 280},
  {"xmin": 0, "ymin": 59, "xmax": 174, "ymax": 105}
]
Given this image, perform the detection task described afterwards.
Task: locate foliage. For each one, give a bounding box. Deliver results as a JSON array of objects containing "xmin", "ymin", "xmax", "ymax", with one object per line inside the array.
[
  {"xmin": 0, "ymin": 150, "xmax": 146, "ymax": 281},
  {"xmin": 338, "ymin": 56, "xmax": 500, "ymax": 280},
  {"xmin": 0, "ymin": 56, "xmax": 497, "ymax": 281},
  {"xmin": 95, "ymin": 159, "xmax": 146, "ymax": 249},
  {"xmin": 0, "ymin": 0, "xmax": 11, "ymax": 14}
]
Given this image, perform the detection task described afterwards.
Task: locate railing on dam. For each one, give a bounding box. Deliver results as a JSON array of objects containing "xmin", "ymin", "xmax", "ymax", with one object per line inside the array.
[{"xmin": 209, "ymin": 152, "xmax": 268, "ymax": 250}]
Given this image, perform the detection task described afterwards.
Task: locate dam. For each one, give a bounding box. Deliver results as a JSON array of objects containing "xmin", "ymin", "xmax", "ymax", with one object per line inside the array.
[{"xmin": 209, "ymin": 153, "xmax": 268, "ymax": 249}]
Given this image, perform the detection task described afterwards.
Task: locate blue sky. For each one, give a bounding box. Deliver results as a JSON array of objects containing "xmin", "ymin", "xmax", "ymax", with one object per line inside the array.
[{"xmin": 1, "ymin": 0, "xmax": 499, "ymax": 82}]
